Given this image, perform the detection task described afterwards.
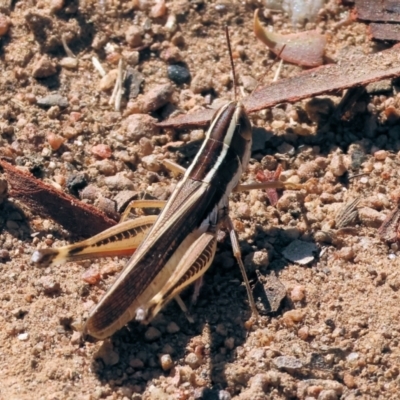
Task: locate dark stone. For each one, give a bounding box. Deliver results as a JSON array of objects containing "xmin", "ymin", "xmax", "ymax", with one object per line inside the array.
[
  {"xmin": 66, "ymin": 172, "xmax": 88, "ymax": 194},
  {"xmin": 167, "ymin": 64, "xmax": 191, "ymax": 85}
]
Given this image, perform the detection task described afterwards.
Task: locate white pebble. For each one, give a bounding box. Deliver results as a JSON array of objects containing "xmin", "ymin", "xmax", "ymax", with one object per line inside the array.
[{"xmin": 18, "ymin": 333, "xmax": 29, "ymax": 341}]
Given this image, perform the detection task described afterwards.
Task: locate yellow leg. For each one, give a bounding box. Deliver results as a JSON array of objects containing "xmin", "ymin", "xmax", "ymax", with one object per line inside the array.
[{"xmin": 120, "ymin": 199, "xmax": 167, "ymax": 222}]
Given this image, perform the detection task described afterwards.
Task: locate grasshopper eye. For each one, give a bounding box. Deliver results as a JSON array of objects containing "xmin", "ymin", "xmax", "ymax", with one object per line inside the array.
[{"xmin": 239, "ymin": 114, "xmax": 252, "ymax": 141}]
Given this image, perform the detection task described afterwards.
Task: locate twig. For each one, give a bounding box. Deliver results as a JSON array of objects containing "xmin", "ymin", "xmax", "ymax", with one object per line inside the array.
[
  {"xmin": 61, "ymin": 35, "xmax": 75, "ymax": 58},
  {"xmin": 92, "ymin": 56, "xmax": 106, "ymax": 77}
]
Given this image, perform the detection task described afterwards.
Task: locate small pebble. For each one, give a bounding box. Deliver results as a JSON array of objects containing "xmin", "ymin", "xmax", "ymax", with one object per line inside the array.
[
  {"xmin": 0, "ymin": 249, "xmax": 10, "ymax": 260},
  {"xmin": 59, "ymin": 57, "xmax": 78, "ymax": 69},
  {"xmin": 82, "ymin": 267, "xmax": 101, "ymax": 285},
  {"xmin": 126, "ymin": 68, "xmax": 144, "ymax": 99},
  {"xmin": 38, "ymin": 276, "xmax": 61, "ymax": 295},
  {"xmin": 191, "ymin": 70, "xmax": 213, "ymax": 94},
  {"xmin": 330, "ymin": 154, "xmax": 347, "ymax": 177},
  {"xmin": 335, "ymin": 246, "xmax": 355, "ymax": 261},
  {"xmin": 125, "ymin": 25, "xmax": 143, "ymax": 47},
  {"xmin": 32, "ymin": 56, "xmax": 57, "ymax": 78},
  {"xmin": 139, "ymin": 137, "xmax": 153, "ymax": 156},
  {"xmin": 185, "ymin": 353, "xmax": 201, "ymax": 369},
  {"xmin": 96, "ymin": 196, "xmax": 117, "ymax": 218},
  {"xmin": 224, "ymin": 337, "xmax": 235, "ymax": 350},
  {"xmin": 160, "ymin": 354, "xmax": 173, "ymax": 371},
  {"xmin": 95, "ymin": 341, "xmax": 119, "ymax": 366},
  {"xmin": 282, "ymin": 309, "xmax": 305, "ymax": 326},
  {"xmin": 166, "ymin": 322, "xmax": 180, "ymax": 334},
  {"xmin": 168, "ymin": 64, "xmax": 191, "ymax": 84},
  {"xmin": 123, "ymin": 114, "xmax": 160, "ymax": 140},
  {"xmin": 276, "ymin": 192, "xmax": 299, "ymax": 212},
  {"xmin": 92, "ymin": 144, "xmax": 112, "ymax": 159},
  {"xmin": 142, "ymin": 154, "xmax": 161, "ymax": 172},
  {"xmin": 80, "ymin": 185, "xmax": 102, "ymax": 201},
  {"xmin": 70, "ymin": 331, "xmax": 82, "ymax": 345},
  {"xmin": 374, "ymin": 149, "xmax": 388, "ymax": 161},
  {"xmin": 277, "ymin": 142, "xmax": 294, "ymax": 155},
  {"xmin": 100, "ymin": 262, "xmax": 122, "ymax": 277},
  {"xmin": 144, "ymin": 326, "xmax": 162, "ymax": 341},
  {"xmin": 128, "ymin": 83, "xmax": 174, "ymax": 113},
  {"xmin": 47, "ymin": 105, "xmax": 60, "ymax": 119},
  {"xmin": 236, "ymin": 203, "xmax": 251, "ymax": 219},
  {"xmin": 0, "ymin": 13, "xmax": 10, "ymax": 36},
  {"xmin": 297, "ymin": 161, "xmax": 320, "ymax": 179},
  {"xmin": 18, "ymin": 333, "xmax": 29, "ymax": 341},
  {"xmin": 50, "ymin": 0, "xmax": 64, "ymax": 12},
  {"xmin": 150, "ymin": 0, "xmax": 167, "ymax": 18},
  {"xmin": 218, "ymin": 390, "xmax": 231, "ymax": 400},
  {"xmin": 241, "ymin": 75, "xmax": 257, "ymax": 92},
  {"xmin": 161, "ymin": 46, "xmax": 182, "ymax": 63},
  {"xmin": 104, "ymin": 174, "xmax": 135, "ymax": 190},
  {"xmin": 190, "ymin": 129, "xmax": 205, "ymax": 141},
  {"xmin": 95, "ymin": 160, "xmax": 117, "ymax": 176},
  {"xmin": 297, "ymin": 326, "xmax": 309, "ymax": 340},
  {"xmin": 343, "ymin": 372, "xmax": 356, "ymax": 389},
  {"xmin": 252, "ymin": 250, "xmax": 270, "ymax": 268},
  {"xmin": 47, "ymin": 133, "xmax": 65, "ymax": 150},
  {"xmin": 273, "ymin": 356, "xmax": 303, "ymax": 372},
  {"xmin": 66, "ymin": 172, "xmax": 88, "ymax": 193},
  {"xmin": 358, "ymin": 207, "xmax": 385, "ymax": 228},
  {"xmin": 123, "ymin": 50, "xmax": 140, "ymax": 66},
  {"xmin": 129, "ymin": 357, "xmax": 144, "ymax": 368},
  {"xmin": 271, "ymin": 120, "xmax": 286, "ymax": 130},
  {"xmin": 37, "ymin": 94, "xmax": 69, "ymax": 108},
  {"xmin": 318, "ymin": 389, "xmax": 339, "ymax": 400},
  {"xmin": 99, "ymin": 69, "xmax": 118, "ymax": 91},
  {"xmin": 291, "ymin": 285, "xmax": 305, "ymax": 302},
  {"xmin": 282, "ymin": 240, "xmax": 317, "ymax": 265}
]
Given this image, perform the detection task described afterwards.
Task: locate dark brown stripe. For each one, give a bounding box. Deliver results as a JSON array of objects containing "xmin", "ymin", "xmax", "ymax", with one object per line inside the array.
[
  {"xmin": 209, "ymin": 102, "xmax": 236, "ymax": 142},
  {"xmin": 189, "ymin": 139, "xmax": 223, "ymax": 181}
]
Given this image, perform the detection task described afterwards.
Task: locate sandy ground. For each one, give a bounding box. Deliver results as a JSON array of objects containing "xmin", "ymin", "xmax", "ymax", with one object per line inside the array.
[{"xmin": 1, "ymin": 0, "xmax": 400, "ymax": 399}]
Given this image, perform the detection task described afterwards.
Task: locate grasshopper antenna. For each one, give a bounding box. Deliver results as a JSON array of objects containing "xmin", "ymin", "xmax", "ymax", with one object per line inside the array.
[{"xmin": 225, "ymin": 26, "xmax": 238, "ymax": 102}]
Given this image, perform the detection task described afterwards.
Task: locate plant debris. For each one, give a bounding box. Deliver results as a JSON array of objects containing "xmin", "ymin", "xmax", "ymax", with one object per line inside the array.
[
  {"xmin": 254, "ymin": 9, "xmax": 326, "ymax": 67},
  {"xmin": 158, "ymin": 45, "xmax": 400, "ymax": 129},
  {"xmin": 256, "ymin": 165, "xmax": 283, "ymax": 206},
  {"xmin": 335, "ymin": 197, "xmax": 360, "ymax": 229},
  {"xmin": 379, "ymin": 204, "xmax": 400, "ymax": 243},
  {"xmin": 353, "ymin": 0, "xmax": 400, "ymax": 41},
  {"xmin": 0, "ymin": 161, "xmax": 117, "ymax": 237}
]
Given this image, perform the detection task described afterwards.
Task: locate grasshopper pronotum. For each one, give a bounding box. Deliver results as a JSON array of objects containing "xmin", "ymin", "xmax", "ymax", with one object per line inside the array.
[{"xmin": 32, "ymin": 28, "xmax": 299, "ymax": 340}]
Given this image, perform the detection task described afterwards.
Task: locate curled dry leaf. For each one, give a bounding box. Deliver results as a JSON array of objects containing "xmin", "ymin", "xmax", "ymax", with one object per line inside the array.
[{"xmin": 254, "ymin": 9, "xmax": 326, "ymax": 67}]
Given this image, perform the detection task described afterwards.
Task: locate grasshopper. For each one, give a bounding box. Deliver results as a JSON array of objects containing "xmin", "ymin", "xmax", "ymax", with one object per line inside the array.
[{"xmin": 32, "ymin": 29, "xmax": 299, "ymax": 340}]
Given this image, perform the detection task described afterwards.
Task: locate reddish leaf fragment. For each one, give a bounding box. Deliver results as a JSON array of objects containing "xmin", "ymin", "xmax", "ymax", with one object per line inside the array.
[
  {"xmin": 157, "ymin": 108, "xmax": 215, "ymax": 129},
  {"xmin": 0, "ymin": 160, "xmax": 117, "ymax": 237},
  {"xmin": 369, "ymin": 23, "xmax": 400, "ymax": 41},
  {"xmin": 256, "ymin": 165, "xmax": 283, "ymax": 206},
  {"xmin": 254, "ymin": 9, "xmax": 326, "ymax": 67},
  {"xmin": 354, "ymin": 0, "xmax": 400, "ymax": 23}
]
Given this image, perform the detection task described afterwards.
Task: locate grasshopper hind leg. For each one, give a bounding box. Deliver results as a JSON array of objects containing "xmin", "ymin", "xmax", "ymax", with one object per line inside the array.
[
  {"xmin": 137, "ymin": 227, "xmax": 218, "ymax": 324},
  {"xmin": 31, "ymin": 215, "xmax": 157, "ymax": 268}
]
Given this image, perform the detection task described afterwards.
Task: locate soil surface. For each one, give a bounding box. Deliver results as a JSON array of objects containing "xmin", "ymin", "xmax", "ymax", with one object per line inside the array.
[{"xmin": 1, "ymin": 1, "xmax": 400, "ymax": 399}]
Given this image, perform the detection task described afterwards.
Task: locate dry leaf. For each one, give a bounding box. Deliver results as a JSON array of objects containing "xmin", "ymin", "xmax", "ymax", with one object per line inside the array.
[{"xmin": 254, "ymin": 9, "xmax": 326, "ymax": 67}]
